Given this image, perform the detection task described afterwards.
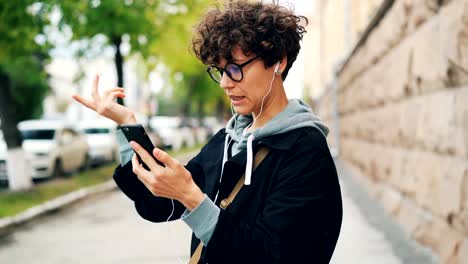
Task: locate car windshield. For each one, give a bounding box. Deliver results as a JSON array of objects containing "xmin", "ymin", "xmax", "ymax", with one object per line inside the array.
[
  {"xmin": 83, "ymin": 128, "xmax": 110, "ymax": 134},
  {"xmin": 21, "ymin": 129, "xmax": 55, "ymax": 140}
]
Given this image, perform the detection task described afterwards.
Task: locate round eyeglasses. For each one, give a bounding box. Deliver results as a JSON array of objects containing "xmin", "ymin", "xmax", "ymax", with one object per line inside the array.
[{"xmin": 207, "ymin": 56, "xmax": 260, "ymax": 84}]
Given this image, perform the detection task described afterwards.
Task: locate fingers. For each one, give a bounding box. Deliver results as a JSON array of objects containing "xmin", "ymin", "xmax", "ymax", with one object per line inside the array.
[
  {"xmin": 92, "ymin": 75, "xmax": 101, "ymax": 102},
  {"xmin": 152, "ymin": 148, "xmax": 179, "ymax": 169},
  {"xmin": 104, "ymin": 91, "xmax": 126, "ymax": 103},
  {"xmin": 129, "ymin": 141, "xmax": 163, "ymax": 170},
  {"xmin": 103, "ymin": 87, "xmax": 125, "ymax": 97},
  {"xmin": 131, "ymin": 154, "xmax": 154, "ymax": 187},
  {"xmin": 72, "ymin": 94, "xmax": 97, "ymax": 111},
  {"xmin": 102, "ymin": 88, "xmax": 125, "ymax": 105}
]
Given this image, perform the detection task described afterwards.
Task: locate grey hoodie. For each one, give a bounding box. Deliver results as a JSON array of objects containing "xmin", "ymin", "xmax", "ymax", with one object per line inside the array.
[{"xmin": 219, "ymin": 99, "xmax": 329, "ymax": 188}]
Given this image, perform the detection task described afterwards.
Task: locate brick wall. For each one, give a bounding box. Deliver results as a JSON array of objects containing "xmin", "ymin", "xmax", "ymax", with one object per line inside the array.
[{"xmin": 319, "ymin": 0, "xmax": 468, "ymax": 262}]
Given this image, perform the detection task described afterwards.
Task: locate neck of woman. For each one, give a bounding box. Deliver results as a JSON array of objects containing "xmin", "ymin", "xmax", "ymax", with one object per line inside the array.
[{"xmin": 248, "ymin": 88, "xmax": 289, "ymax": 132}]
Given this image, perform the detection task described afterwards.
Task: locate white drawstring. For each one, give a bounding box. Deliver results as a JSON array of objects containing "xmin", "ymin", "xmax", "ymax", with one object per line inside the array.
[
  {"xmin": 214, "ymin": 134, "xmax": 231, "ymax": 203},
  {"xmin": 221, "ymin": 134, "xmax": 230, "ymax": 175},
  {"xmin": 244, "ymin": 134, "xmax": 255, "ymax": 185}
]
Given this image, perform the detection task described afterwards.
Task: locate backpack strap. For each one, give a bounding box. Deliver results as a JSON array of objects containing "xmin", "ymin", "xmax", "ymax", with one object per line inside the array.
[{"xmin": 189, "ymin": 147, "xmax": 270, "ymax": 264}]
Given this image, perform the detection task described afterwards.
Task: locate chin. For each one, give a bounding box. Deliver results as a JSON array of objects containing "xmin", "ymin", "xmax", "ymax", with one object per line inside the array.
[{"xmin": 232, "ymin": 105, "xmax": 252, "ymax": 116}]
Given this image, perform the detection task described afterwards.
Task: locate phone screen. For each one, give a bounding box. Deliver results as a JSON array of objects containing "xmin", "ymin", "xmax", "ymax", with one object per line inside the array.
[{"xmin": 120, "ymin": 124, "xmax": 165, "ymax": 167}]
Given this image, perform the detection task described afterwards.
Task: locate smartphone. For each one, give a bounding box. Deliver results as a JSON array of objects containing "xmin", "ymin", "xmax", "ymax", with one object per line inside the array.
[{"xmin": 120, "ymin": 124, "xmax": 165, "ymax": 167}]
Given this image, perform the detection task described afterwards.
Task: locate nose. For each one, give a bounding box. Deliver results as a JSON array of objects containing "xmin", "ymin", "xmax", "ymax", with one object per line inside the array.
[{"xmin": 219, "ymin": 72, "xmax": 235, "ymax": 90}]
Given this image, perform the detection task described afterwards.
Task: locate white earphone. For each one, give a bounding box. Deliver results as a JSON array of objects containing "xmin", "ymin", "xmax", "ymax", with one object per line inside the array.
[{"xmin": 274, "ymin": 62, "xmax": 282, "ymax": 75}]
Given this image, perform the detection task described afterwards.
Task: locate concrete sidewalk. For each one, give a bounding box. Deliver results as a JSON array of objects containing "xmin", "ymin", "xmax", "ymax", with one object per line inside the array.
[{"xmin": 332, "ymin": 159, "xmax": 438, "ymax": 264}]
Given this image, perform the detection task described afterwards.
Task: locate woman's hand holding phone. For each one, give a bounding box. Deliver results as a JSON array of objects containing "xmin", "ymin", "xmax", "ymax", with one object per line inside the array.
[
  {"xmin": 72, "ymin": 75, "xmax": 136, "ymax": 125},
  {"xmin": 129, "ymin": 141, "xmax": 205, "ymax": 211},
  {"xmin": 120, "ymin": 124, "xmax": 165, "ymax": 167}
]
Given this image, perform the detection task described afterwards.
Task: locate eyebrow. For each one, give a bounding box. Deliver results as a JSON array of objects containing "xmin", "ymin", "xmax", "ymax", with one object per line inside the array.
[
  {"xmin": 215, "ymin": 58, "xmax": 241, "ymax": 68},
  {"xmin": 230, "ymin": 58, "xmax": 242, "ymax": 63},
  {"xmin": 232, "ymin": 57, "xmax": 253, "ymax": 63},
  {"xmin": 214, "ymin": 56, "xmax": 252, "ymax": 68}
]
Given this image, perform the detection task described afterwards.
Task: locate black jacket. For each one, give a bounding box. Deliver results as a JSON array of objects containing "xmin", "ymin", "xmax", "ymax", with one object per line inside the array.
[{"xmin": 113, "ymin": 127, "xmax": 342, "ymax": 263}]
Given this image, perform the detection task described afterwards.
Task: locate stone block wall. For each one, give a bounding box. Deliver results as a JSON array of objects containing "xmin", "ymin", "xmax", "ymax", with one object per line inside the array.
[{"xmin": 319, "ymin": 0, "xmax": 468, "ymax": 262}]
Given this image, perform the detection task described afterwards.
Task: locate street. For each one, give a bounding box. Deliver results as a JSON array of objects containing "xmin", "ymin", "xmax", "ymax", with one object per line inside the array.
[{"xmin": 0, "ymin": 159, "xmax": 437, "ymax": 264}]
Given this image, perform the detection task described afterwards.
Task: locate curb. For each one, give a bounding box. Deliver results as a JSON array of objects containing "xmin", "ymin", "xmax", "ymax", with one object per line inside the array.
[
  {"xmin": 0, "ymin": 149, "xmax": 201, "ymax": 235},
  {"xmin": 0, "ymin": 180, "xmax": 117, "ymax": 234}
]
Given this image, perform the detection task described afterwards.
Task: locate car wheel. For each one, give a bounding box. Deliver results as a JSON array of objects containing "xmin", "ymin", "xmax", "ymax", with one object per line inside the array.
[{"xmin": 52, "ymin": 159, "xmax": 64, "ymax": 178}]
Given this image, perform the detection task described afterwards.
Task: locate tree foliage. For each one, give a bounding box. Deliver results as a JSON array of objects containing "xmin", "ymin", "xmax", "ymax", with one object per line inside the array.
[
  {"xmin": 58, "ymin": 0, "xmax": 160, "ymax": 57},
  {"xmin": 0, "ymin": 1, "xmax": 52, "ymax": 148},
  {"xmin": 58, "ymin": 0, "xmax": 227, "ymax": 118},
  {"xmin": 150, "ymin": 0, "xmax": 226, "ymax": 120},
  {"xmin": 0, "ymin": 0, "xmax": 228, "ymax": 150},
  {"xmin": 57, "ymin": 0, "xmax": 163, "ymax": 105}
]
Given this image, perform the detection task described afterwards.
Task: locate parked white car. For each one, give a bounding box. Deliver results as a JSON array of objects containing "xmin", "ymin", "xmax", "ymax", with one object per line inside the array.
[
  {"xmin": 77, "ymin": 119, "xmax": 119, "ymax": 165},
  {"xmin": 18, "ymin": 120, "xmax": 89, "ymax": 179},
  {"xmin": 149, "ymin": 116, "xmax": 195, "ymax": 151}
]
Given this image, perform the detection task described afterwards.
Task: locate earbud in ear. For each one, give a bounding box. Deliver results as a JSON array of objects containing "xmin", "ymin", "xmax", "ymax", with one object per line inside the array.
[{"xmin": 274, "ymin": 62, "xmax": 282, "ymax": 75}]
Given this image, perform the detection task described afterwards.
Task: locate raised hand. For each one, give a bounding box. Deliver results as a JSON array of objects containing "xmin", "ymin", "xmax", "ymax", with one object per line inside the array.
[{"xmin": 72, "ymin": 75, "xmax": 136, "ymax": 125}]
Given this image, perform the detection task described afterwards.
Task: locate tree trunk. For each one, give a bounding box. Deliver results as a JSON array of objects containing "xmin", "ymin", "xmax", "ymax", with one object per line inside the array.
[
  {"xmin": 0, "ymin": 71, "xmax": 32, "ymax": 190},
  {"xmin": 112, "ymin": 35, "xmax": 125, "ymax": 106},
  {"xmin": 0, "ymin": 72, "xmax": 22, "ymax": 149}
]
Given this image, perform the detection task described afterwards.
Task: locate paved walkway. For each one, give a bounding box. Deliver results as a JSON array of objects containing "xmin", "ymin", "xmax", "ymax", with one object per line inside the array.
[
  {"xmin": 0, "ymin": 157, "xmax": 438, "ymax": 263},
  {"xmin": 332, "ymin": 160, "xmax": 438, "ymax": 264}
]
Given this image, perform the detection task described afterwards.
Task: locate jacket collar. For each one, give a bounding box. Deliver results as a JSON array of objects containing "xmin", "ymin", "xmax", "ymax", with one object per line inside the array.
[
  {"xmin": 227, "ymin": 127, "xmax": 304, "ymax": 167},
  {"xmin": 258, "ymin": 128, "xmax": 303, "ymax": 150}
]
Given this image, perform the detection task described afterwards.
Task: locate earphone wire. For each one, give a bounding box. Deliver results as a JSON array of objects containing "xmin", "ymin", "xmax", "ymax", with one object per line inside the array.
[
  {"xmin": 166, "ymin": 198, "xmax": 175, "ymax": 221},
  {"xmin": 166, "ymin": 198, "xmax": 185, "ymax": 263},
  {"xmin": 248, "ymin": 63, "xmax": 278, "ymax": 130}
]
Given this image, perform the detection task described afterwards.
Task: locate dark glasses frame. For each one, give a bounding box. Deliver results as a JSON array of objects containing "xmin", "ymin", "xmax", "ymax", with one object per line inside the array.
[{"xmin": 207, "ymin": 55, "xmax": 260, "ymax": 84}]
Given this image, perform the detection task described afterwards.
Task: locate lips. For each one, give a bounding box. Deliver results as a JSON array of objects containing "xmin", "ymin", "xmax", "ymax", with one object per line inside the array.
[
  {"xmin": 230, "ymin": 95, "xmax": 245, "ymax": 101},
  {"xmin": 229, "ymin": 95, "xmax": 246, "ymax": 106}
]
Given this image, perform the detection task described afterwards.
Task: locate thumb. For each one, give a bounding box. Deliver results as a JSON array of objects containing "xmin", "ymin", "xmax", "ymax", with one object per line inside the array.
[{"xmin": 152, "ymin": 148, "xmax": 178, "ymax": 168}]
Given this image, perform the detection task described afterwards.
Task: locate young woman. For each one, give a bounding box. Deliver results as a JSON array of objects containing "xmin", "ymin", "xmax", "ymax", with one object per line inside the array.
[{"xmin": 73, "ymin": 1, "xmax": 342, "ymax": 263}]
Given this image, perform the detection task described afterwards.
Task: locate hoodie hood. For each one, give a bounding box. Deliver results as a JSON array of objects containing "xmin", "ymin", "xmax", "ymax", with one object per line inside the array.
[
  {"xmin": 218, "ymin": 99, "xmax": 328, "ymax": 189},
  {"xmin": 225, "ymin": 99, "xmax": 328, "ymax": 154}
]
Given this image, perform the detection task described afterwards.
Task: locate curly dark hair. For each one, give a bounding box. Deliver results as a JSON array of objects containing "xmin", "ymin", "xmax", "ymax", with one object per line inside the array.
[{"xmin": 192, "ymin": 0, "xmax": 308, "ymax": 80}]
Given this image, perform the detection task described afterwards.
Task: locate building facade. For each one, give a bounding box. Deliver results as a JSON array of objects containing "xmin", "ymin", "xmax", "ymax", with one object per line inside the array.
[{"xmin": 305, "ymin": 0, "xmax": 468, "ymax": 263}]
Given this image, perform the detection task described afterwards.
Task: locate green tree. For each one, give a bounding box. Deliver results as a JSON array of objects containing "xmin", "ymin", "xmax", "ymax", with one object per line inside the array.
[
  {"xmin": 0, "ymin": 1, "xmax": 54, "ymax": 190},
  {"xmin": 150, "ymin": 0, "xmax": 226, "ymax": 122},
  {"xmin": 0, "ymin": 1, "xmax": 51, "ymax": 149},
  {"xmin": 58, "ymin": 0, "xmax": 161, "ymax": 105}
]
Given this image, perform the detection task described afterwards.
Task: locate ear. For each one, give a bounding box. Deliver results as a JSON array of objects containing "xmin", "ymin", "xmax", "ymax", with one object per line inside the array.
[{"xmin": 275, "ymin": 56, "xmax": 288, "ymax": 76}]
